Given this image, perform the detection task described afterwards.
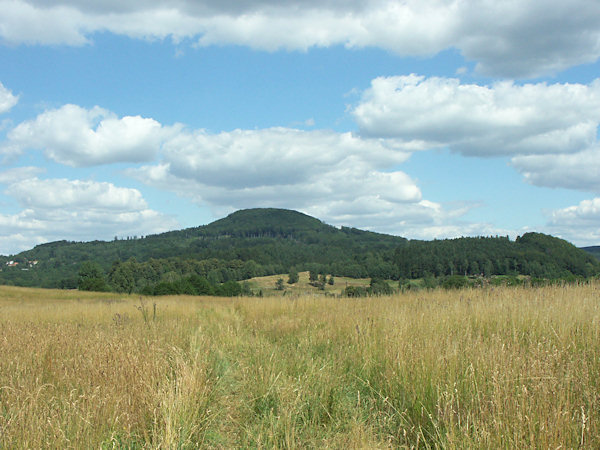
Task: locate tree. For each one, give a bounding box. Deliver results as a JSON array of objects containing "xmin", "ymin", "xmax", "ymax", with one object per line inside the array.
[
  {"xmin": 108, "ymin": 261, "xmax": 135, "ymax": 293},
  {"xmin": 328, "ymin": 275, "xmax": 334, "ymax": 285},
  {"xmin": 483, "ymin": 260, "xmax": 494, "ymax": 277},
  {"xmin": 242, "ymin": 260, "xmax": 260, "ymax": 279},
  {"xmin": 309, "ymin": 273, "xmax": 326, "ymax": 289},
  {"xmin": 188, "ymin": 275, "xmax": 214, "ymax": 295},
  {"xmin": 78, "ymin": 261, "xmax": 108, "ymax": 292},
  {"xmin": 287, "ymin": 268, "xmax": 299, "ymax": 284},
  {"xmin": 275, "ymin": 278, "xmax": 285, "ymax": 290}
]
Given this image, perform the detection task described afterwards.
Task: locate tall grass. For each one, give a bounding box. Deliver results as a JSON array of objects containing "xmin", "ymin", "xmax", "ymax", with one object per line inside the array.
[{"xmin": 0, "ymin": 283, "xmax": 599, "ymax": 448}]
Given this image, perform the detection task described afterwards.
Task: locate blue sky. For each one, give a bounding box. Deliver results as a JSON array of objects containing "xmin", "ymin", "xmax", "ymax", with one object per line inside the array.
[{"xmin": 0, "ymin": 1, "xmax": 600, "ymax": 255}]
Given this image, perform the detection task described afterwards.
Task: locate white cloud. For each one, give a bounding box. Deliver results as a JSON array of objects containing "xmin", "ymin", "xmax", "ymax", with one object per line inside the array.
[
  {"xmin": 0, "ymin": 166, "xmax": 45, "ymax": 184},
  {"xmin": 511, "ymin": 147, "xmax": 600, "ymax": 193},
  {"xmin": 0, "ymin": 1, "xmax": 92, "ymax": 45},
  {"xmin": 161, "ymin": 127, "xmax": 412, "ymax": 189},
  {"xmin": 0, "ymin": 233, "xmax": 47, "ymax": 256},
  {"xmin": 354, "ymin": 75, "xmax": 600, "ymax": 198},
  {"xmin": 5, "ymin": 178, "xmax": 148, "ymax": 211},
  {"xmin": 353, "ymin": 75, "xmax": 600, "ymax": 157},
  {"xmin": 0, "ymin": 82, "xmax": 18, "ymax": 114},
  {"xmin": 398, "ymin": 222, "xmax": 516, "ymax": 243},
  {"xmin": 546, "ymin": 198, "xmax": 600, "ymax": 246},
  {"xmin": 2, "ymin": 104, "xmax": 170, "ymax": 166},
  {"xmin": 126, "ymin": 126, "xmax": 498, "ymax": 239},
  {"xmin": 3, "ymin": 1, "xmax": 600, "ymax": 77},
  {"xmin": 551, "ymin": 198, "xmax": 600, "ymax": 225},
  {"xmin": 0, "ymin": 176, "xmax": 177, "ymax": 254},
  {"xmin": 0, "ymin": 122, "xmax": 518, "ymax": 250}
]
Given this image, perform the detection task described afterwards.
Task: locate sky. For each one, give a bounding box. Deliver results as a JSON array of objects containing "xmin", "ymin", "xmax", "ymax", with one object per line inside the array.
[{"xmin": 0, "ymin": 0, "xmax": 600, "ymax": 255}]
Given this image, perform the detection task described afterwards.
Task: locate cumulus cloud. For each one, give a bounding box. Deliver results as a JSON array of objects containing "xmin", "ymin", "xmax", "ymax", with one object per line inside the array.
[
  {"xmin": 456, "ymin": 1, "xmax": 600, "ymax": 77},
  {"xmin": 354, "ymin": 75, "xmax": 600, "ymax": 157},
  {"xmin": 0, "ymin": 82, "xmax": 18, "ymax": 114},
  {"xmin": 551, "ymin": 198, "xmax": 600, "ymax": 225},
  {"xmin": 3, "ymin": 0, "xmax": 600, "ymax": 77},
  {"xmin": 161, "ymin": 127, "xmax": 413, "ymax": 189},
  {"xmin": 125, "ymin": 126, "xmax": 496, "ymax": 238},
  {"xmin": 5, "ymin": 178, "xmax": 148, "ymax": 211},
  {"xmin": 0, "ymin": 176, "xmax": 177, "ymax": 255},
  {"xmin": 511, "ymin": 147, "xmax": 600, "ymax": 193},
  {"xmin": 354, "ymin": 75, "xmax": 600, "ymax": 198},
  {"xmin": 0, "ymin": 166, "xmax": 45, "ymax": 184},
  {"xmin": 546, "ymin": 198, "xmax": 600, "ymax": 246},
  {"xmin": 2, "ymin": 104, "xmax": 171, "ymax": 166}
]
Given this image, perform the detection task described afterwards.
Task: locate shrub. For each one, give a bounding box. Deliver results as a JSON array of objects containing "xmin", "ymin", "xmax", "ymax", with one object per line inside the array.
[{"xmin": 441, "ymin": 275, "xmax": 470, "ymax": 290}]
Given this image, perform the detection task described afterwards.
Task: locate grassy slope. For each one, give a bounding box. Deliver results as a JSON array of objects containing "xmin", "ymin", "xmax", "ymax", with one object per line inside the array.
[
  {"xmin": 244, "ymin": 271, "xmax": 376, "ymax": 296},
  {"xmin": 1, "ymin": 284, "xmax": 599, "ymax": 448}
]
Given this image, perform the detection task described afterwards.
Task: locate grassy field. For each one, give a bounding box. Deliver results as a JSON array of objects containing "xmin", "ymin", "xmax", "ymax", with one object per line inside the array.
[
  {"xmin": 244, "ymin": 271, "xmax": 375, "ymax": 296},
  {"xmin": 1, "ymin": 283, "xmax": 599, "ymax": 448}
]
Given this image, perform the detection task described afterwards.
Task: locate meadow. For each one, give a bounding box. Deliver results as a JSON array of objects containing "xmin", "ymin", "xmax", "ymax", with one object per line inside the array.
[
  {"xmin": 0, "ymin": 283, "xmax": 599, "ymax": 448},
  {"xmin": 244, "ymin": 271, "xmax": 376, "ymax": 296}
]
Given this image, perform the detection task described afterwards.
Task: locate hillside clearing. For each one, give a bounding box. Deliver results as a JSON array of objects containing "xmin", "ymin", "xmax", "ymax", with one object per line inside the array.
[{"xmin": 244, "ymin": 271, "xmax": 378, "ymax": 296}]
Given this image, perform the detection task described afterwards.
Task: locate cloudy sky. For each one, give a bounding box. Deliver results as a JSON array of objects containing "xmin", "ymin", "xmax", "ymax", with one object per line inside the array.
[{"xmin": 1, "ymin": 0, "xmax": 600, "ymax": 255}]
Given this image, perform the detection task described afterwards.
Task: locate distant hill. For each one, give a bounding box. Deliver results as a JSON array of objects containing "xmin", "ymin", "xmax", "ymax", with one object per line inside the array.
[
  {"xmin": 0, "ymin": 208, "xmax": 598, "ymax": 291},
  {"xmin": 395, "ymin": 232, "xmax": 600, "ymax": 280},
  {"xmin": 582, "ymin": 246, "xmax": 600, "ymax": 261}
]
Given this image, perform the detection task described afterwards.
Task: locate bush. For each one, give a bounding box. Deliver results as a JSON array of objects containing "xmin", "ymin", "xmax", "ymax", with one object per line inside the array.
[
  {"xmin": 369, "ymin": 278, "xmax": 394, "ymax": 295},
  {"xmin": 441, "ymin": 275, "xmax": 470, "ymax": 290},
  {"xmin": 215, "ymin": 281, "xmax": 243, "ymax": 297},
  {"xmin": 343, "ymin": 286, "xmax": 368, "ymax": 297}
]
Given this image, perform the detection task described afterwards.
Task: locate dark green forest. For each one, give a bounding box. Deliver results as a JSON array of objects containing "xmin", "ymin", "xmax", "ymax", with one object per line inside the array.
[
  {"xmin": 583, "ymin": 246, "xmax": 600, "ymax": 261},
  {"xmin": 395, "ymin": 232, "xmax": 599, "ymax": 279},
  {"xmin": 0, "ymin": 208, "xmax": 598, "ymax": 295}
]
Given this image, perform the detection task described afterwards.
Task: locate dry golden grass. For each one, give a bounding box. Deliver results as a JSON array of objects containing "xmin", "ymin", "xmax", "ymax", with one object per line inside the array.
[
  {"xmin": 246, "ymin": 271, "xmax": 373, "ymax": 296},
  {"xmin": 0, "ymin": 283, "xmax": 599, "ymax": 448}
]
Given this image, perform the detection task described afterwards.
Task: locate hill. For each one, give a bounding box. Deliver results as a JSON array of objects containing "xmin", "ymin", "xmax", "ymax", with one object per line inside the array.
[
  {"xmin": 582, "ymin": 246, "xmax": 600, "ymax": 261},
  {"xmin": 0, "ymin": 208, "xmax": 407, "ymax": 289},
  {"xmin": 0, "ymin": 208, "xmax": 598, "ymax": 292},
  {"xmin": 396, "ymin": 232, "xmax": 600, "ymax": 280}
]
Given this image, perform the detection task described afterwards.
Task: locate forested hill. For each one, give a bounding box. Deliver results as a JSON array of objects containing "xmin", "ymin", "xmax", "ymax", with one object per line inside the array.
[
  {"xmin": 0, "ymin": 208, "xmax": 598, "ymax": 290},
  {"xmin": 582, "ymin": 246, "xmax": 600, "ymax": 261},
  {"xmin": 396, "ymin": 233, "xmax": 599, "ymax": 280},
  {"xmin": 0, "ymin": 208, "xmax": 408, "ymax": 288}
]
